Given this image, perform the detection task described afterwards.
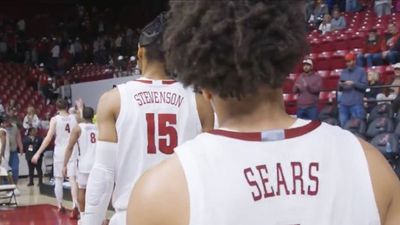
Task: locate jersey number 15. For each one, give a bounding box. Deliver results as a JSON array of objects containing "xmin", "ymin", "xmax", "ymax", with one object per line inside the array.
[{"xmin": 146, "ymin": 113, "xmax": 177, "ymax": 155}]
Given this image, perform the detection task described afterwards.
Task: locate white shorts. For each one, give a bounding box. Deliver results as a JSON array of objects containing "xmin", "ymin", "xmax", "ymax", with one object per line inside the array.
[
  {"xmin": 77, "ymin": 172, "xmax": 89, "ymax": 189},
  {"xmin": 109, "ymin": 211, "xmax": 126, "ymax": 225},
  {"xmin": 53, "ymin": 160, "xmax": 77, "ymax": 178}
]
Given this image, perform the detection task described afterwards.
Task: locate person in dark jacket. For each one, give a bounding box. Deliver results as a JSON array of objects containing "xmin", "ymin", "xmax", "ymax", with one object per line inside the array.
[{"xmin": 23, "ymin": 127, "xmax": 43, "ymax": 186}]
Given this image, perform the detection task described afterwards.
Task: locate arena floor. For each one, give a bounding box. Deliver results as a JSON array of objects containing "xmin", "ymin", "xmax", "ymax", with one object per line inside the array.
[{"xmin": 0, "ymin": 178, "xmax": 112, "ymax": 224}]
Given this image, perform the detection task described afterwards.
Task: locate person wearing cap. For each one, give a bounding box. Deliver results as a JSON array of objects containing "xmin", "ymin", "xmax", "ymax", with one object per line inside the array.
[
  {"xmin": 293, "ymin": 58, "xmax": 322, "ymax": 120},
  {"xmin": 338, "ymin": 52, "xmax": 368, "ymax": 127},
  {"xmin": 356, "ymin": 28, "xmax": 383, "ymax": 67}
]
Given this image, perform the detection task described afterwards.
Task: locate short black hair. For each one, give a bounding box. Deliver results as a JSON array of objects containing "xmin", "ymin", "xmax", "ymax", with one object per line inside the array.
[
  {"xmin": 82, "ymin": 107, "xmax": 95, "ymax": 121},
  {"xmin": 164, "ymin": 0, "xmax": 308, "ymax": 99},
  {"xmin": 56, "ymin": 98, "xmax": 68, "ymax": 110},
  {"xmin": 139, "ymin": 12, "xmax": 167, "ymax": 62}
]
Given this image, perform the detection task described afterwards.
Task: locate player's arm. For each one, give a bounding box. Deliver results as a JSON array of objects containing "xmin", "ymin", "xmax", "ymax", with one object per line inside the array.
[
  {"xmin": 16, "ymin": 127, "xmax": 23, "ymax": 154},
  {"xmin": 195, "ymin": 94, "xmax": 214, "ymax": 132},
  {"xmin": 127, "ymin": 156, "xmax": 189, "ymax": 225},
  {"xmin": 31, "ymin": 117, "xmax": 56, "ymax": 164},
  {"xmin": 0, "ymin": 130, "xmax": 6, "ymax": 163},
  {"xmin": 358, "ymin": 139, "xmax": 400, "ymax": 224},
  {"xmin": 62, "ymin": 125, "xmax": 81, "ymax": 177},
  {"xmin": 81, "ymin": 88, "xmax": 120, "ymax": 225}
]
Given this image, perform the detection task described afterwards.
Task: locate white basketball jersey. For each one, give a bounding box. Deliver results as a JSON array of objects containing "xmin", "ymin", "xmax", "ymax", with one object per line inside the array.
[
  {"xmin": 113, "ymin": 79, "xmax": 202, "ymax": 212},
  {"xmin": 77, "ymin": 123, "xmax": 98, "ymax": 173},
  {"xmin": 0, "ymin": 128, "xmax": 10, "ymax": 170},
  {"xmin": 54, "ymin": 114, "xmax": 78, "ymax": 162},
  {"xmin": 176, "ymin": 121, "xmax": 381, "ymax": 225}
]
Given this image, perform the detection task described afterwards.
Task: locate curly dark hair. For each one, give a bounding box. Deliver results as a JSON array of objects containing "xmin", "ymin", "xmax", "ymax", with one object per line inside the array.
[{"xmin": 164, "ymin": 0, "xmax": 308, "ymax": 99}]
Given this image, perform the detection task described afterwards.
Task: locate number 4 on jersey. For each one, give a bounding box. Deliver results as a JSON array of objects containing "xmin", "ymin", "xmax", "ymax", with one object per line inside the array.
[
  {"xmin": 65, "ymin": 124, "xmax": 70, "ymax": 133},
  {"xmin": 146, "ymin": 113, "xmax": 178, "ymax": 154}
]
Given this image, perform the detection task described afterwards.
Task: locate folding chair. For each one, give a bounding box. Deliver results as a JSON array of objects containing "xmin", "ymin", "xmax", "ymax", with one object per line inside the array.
[{"xmin": 0, "ymin": 166, "xmax": 17, "ymax": 206}]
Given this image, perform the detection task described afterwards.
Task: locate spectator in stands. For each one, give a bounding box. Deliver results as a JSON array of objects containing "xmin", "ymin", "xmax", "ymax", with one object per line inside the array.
[
  {"xmin": 319, "ymin": 14, "xmax": 332, "ymax": 35},
  {"xmin": 5, "ymin": 99, "xmax": 17, "ymax": 117},
  {"xmin": 23, "ymin": 127, "xmax": 43, "ymax": 186},
  {"xmin": 6, "ymin": 116, "xmax": 23, "ymax": 187},
  {"xmin": 309, "ymin": 0, "xmax": 329, "ymax": 27},
  {"xmin": 391, "ymin": 62, "xmax": 400, "ymax": 94},
  {"xmin": 357, "ymin": 28, "xmax": 383, "ymax": 67},
  {"xmin": 375, "ymin": 0, "xmax": 392, "ymax": 17},
  {"xmin": 330, "ymin": 9, "xmax": 346, "ymax": 31},
  {"xmin": 389, "ymin": 63, "xmax": 400, "ymax": 111},
  {"xmin": 379, "ymin": 23, "xmax": 400, "ymax": 65},
  {"xmin": 338, "ymin": 53, "xmax": 368, "ymax": 126},
  {"xmin": 376, "ymin": 87, "xmax": 397, "ymax": 103},
  {"xmin": 50, "ymin": 39, "xmax": 60, "ymax": 72},
  {"xmin": 23, "ymin": 106, "xmax": 40, "ymax": 131},
  {"xmin": 293, "ymin": 59, "xmax": 322, "ymax": 120},
  {"xmin": 364, "ymin": 70, "xmax": 382, "ymax": 111},
  {"xmin": 0, "ymin": 100, "xmax": 5, "ymax": 116},
  {"xmin": 346, "ymin": 0, "xmax": 360, "ymax": 12}
]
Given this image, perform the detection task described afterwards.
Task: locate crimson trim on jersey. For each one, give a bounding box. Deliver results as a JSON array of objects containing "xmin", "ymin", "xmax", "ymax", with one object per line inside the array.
[
  {"xmin": 208, "ymin": 120, "xmax": 322, "ymax": 141},
  {"xmin": 134, "ymin": 79, "xmax": 177, "ymax": 85}
]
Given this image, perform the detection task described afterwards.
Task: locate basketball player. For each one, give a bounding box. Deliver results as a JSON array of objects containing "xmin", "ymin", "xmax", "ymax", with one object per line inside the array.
[
  {"xmin": 127, "ymin": 1, "xmax": 400, "ymax": 225},
  {"xmin": 0, "ymin": 116, "xmax": 10, "ymax": 178},
  {"xmin": 31, "ymin": 99, "xmax": 80, "ymax": 216},
  {"xmin": 81, "ymin": 13, "xmax": 214, "ymax": 225},
  {"xmin": 62, "ymin": 107, "xmax": 97, "ymax": 220}
]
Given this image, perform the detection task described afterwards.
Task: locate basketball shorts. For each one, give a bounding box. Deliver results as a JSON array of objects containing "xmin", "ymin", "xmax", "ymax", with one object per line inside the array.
[
  {"xmin": 77, "ymin": 172, "xmax": 89, "ymax": 189},
  {"xmin": 53, "ymin": 160, "xmax": 77, "ymax": 178}
]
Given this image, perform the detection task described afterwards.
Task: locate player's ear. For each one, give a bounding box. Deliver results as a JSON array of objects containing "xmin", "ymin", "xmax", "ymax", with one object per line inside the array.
[
  {"xmin": 201, "ymin": 89, "xmax": 213, "ymax": 101},
  {"xmin": 137, "ymin": 46, "xmax": 145, "ymax": 61}
]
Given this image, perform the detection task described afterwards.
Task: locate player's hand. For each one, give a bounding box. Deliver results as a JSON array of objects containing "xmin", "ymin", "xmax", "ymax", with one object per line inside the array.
[
  {"xmin": 31, "ymin": 154, "xmax": 39, "ymax": 164},
  {"xmin": 76, "ymin": 98, "xmax": 84, "ymax": 110},
  {"xmin": 62, "ymin": 166, "xmax": 68, "ymax": 178}
]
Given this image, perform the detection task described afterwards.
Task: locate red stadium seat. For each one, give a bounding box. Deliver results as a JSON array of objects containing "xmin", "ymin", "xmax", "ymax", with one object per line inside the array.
[
  {"xmin": 330, "ymin": 50, "xmax": 348, "ymax": 70},
  {"xmin": 283, "ymin": 94, "xmax": 297, "ymax": 115},
  {"xmin": 315, "ymin": 52, "xmax": 333, "ymax": 70}
]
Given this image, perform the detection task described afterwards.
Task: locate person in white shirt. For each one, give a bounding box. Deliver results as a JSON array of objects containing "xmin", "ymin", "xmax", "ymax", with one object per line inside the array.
[
  {"xmin": 319, "ymin": 14, "xmax": 332, "ymax": 35},
  {"xmin": 23, "ymin": 106, "xmax": 40, "ymax": 130}
]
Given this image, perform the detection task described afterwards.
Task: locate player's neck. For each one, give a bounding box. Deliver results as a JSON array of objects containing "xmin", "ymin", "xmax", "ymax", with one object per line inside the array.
[
  {"xmin": 58, "ymin": 110, "xmax": 68, "ymax": 116},
  {"xmin": 215, "ymin": 89, "xmax": 295, "ymax": 132},
  {"xmin": 141, "ymin": 62, "xmax": 170, "ymax": 80}
]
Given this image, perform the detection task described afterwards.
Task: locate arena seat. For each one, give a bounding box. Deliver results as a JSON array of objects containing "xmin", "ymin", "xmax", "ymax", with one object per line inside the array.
[
  {"xmin": 343, "ymin": 118, "xmax": 367, "ymax": 138},
  {"xmin": 368, "ymin": 103, "xmax": 394, "ymax": 123},
  {"xmin": 366, "ymin": 117, "xmax": 395, "ymax": 139},
  {"xmin": 370, "ymin": 133, "xmax": 399, "ymax": 165}
]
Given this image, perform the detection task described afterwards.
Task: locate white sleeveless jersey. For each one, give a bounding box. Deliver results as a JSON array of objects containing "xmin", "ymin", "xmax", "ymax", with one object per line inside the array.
[
  {"xmin": 176, "ymin": 121, "xmax": 381, "ymax": 225},
  {"xmin": 0, "ymin": 128, "xmax": 10, "ymax": 170},
  {"xmin": 77, "ymin": 123, "xmax": 98, "ymax": 173},
  {"xmin": 113, "ymin": 79, "xmax": 202, "ymax": 212},
  {"xmin": 54, "ymin": 114, "xmax": 78, "ymax": 162}
]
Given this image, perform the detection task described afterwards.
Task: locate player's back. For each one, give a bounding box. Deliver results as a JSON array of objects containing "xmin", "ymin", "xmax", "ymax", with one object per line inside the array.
[
  {"xmin": 113, "ymin": 79, "xmax": 202, "ymax": 211},
  {"xmin": 77, "ymin": 123, "xmax": 97, "ymax": 173},
  {"xmin": 54, "ymin": 114, "xmax": 77, "ymax": 162},
  {"xmin": 175, "ymin": 120, "xmax": 381, "ymax": 225},
  {"xmin": 0, "ymin": 128, "xmax": 10, "ymax": 169}
]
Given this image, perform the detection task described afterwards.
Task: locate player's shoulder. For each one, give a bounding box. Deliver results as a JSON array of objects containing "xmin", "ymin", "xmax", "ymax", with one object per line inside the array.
[
  {"xmin": 99, "ymin": 87, "xmax": 120, "ymax": 103},
  {"xmin": 129, "ymin": 155, "xmax": 188, "ymax": 225}
]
